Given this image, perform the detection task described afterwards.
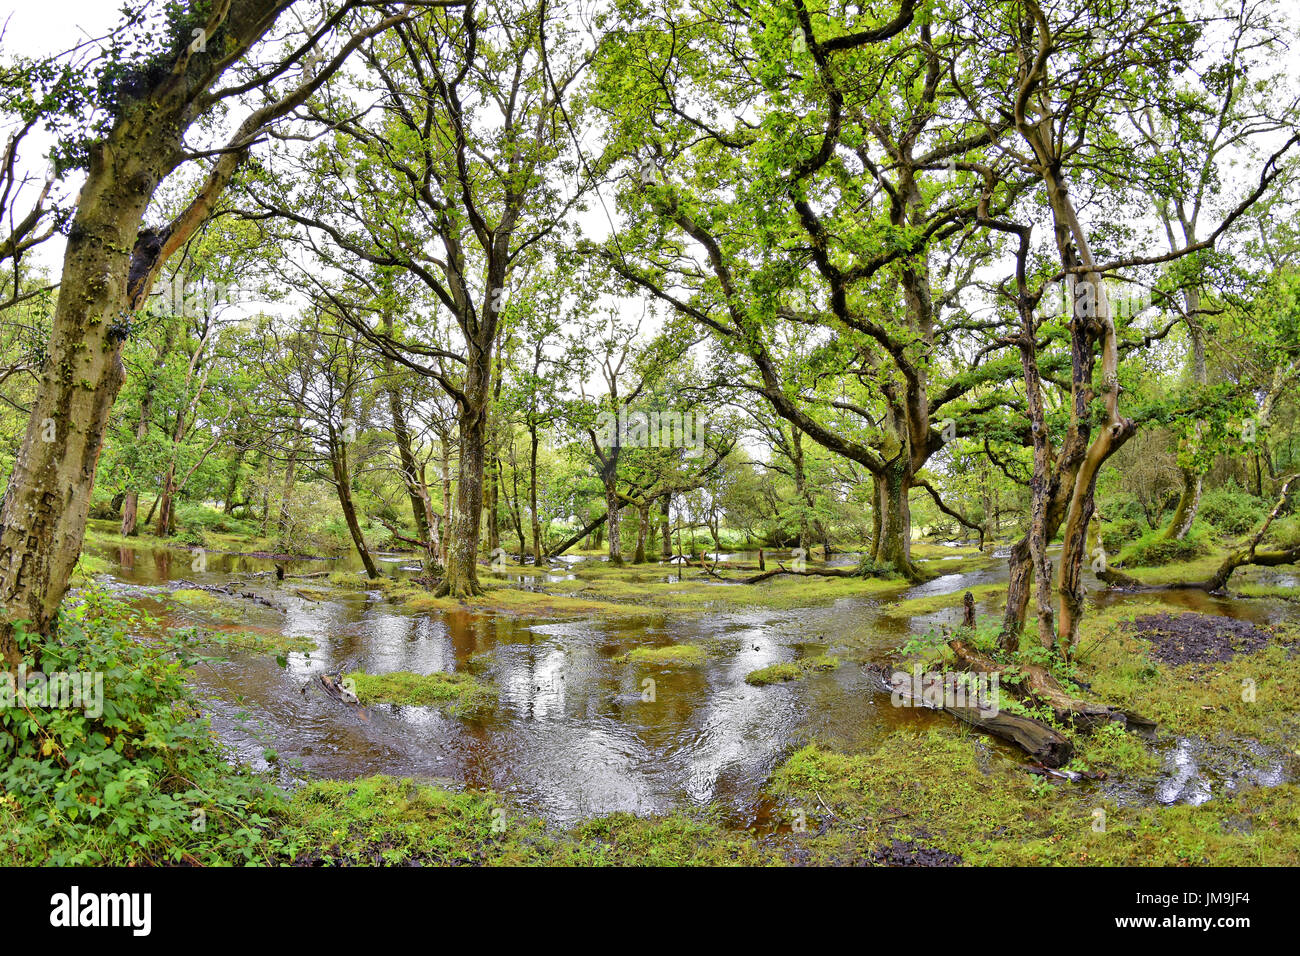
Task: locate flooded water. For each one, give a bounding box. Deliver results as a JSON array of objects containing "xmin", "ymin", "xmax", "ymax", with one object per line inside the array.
[{"xmin": 86, "ymin": 539, "xmax": 1298, "ymax": 825}]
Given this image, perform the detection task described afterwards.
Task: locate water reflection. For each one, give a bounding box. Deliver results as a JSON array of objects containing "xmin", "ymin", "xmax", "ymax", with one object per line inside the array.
[{"xmin": 84, "ymin": 537, "xmax": 1297, "ymax": 824}]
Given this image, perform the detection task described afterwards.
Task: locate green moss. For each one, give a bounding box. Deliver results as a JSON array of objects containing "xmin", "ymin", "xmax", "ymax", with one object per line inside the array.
[
  {"xmin": 401, "ymin": 582, "xmax": 660, "ymax": 620},
  {"xmin": 884, "ymin": 583, "xmax": 1006, "ymax": 617},
  {"xmin": 328, "ymin": 571, "xmax": 370, "ymax": 588},
  {"xmin": 270, "ymin": 731, "xmax": 1300, "ymax": 867},
  {"xmin": 1072, "ymin": 602, "xmax": 1300, "ymax": 749},
  {"xmin": 769, "ymin": 733, "xmax": 1300, "ymax": 866},
  {"xmin": 564, "ymin": 562, "xmax": 901, "ymax": 612},
  {"xmin": 345, "ymin": 670, "xmax": 496, "ymax": 716},
  {"xmin": 272, "ymin": 776, "xmax": 771, "ymax": 866},
  {"xmin": 745, "ymin": 655, "xmax": 840, "ymax": 686},
  {"xmin": 619, "ymin": 643, "xmax": 708, "ymax": 666},
  {"xmin": 168, "ymin": 588, "xmax": 240, "ymax": 620},
  {"xmin": 1235, "ymin": 582, "xmax": 1300, "ymax": 602}
]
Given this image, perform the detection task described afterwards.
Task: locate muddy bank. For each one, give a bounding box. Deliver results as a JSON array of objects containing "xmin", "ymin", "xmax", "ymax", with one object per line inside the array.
[{"xmin": 1124, "ymin": 612, "xmax": 1273, "ymax": 666}]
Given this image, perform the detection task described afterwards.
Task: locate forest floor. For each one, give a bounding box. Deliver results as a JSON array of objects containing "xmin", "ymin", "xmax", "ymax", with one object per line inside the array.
[{"xmin": 48, "ymin": 525, "xmax": 1300, "ymax": 865}]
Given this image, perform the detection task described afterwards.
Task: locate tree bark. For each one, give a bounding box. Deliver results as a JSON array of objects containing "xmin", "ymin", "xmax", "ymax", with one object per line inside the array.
[{"xmin": 438, "ymin": 352, "xmax": 491, "ymax": 598}]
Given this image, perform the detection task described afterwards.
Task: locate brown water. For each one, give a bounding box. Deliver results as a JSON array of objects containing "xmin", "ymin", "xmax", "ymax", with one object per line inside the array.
[{"xmin": 87, "ymin": 541, "xmax": 1298, "ymax": 824}]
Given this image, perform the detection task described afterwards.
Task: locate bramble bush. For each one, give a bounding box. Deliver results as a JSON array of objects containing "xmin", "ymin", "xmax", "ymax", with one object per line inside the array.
[{"xmin": 0, "ymin": 589, "xmax": 283, "ymax": 864}]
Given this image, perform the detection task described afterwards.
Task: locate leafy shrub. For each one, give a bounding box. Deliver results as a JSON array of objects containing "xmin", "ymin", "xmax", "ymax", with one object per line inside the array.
[
  {"xmin": 1199, "ymin": 486, "xmax": 1266, "ymax": 535},
  {"xmin": 1267, "ymin": 515, "xmax": 1300, "ymax": 549},
  {"xmin": 0, "ymin": 589, "xmax": 282, "ymax": 864},
  {"xmin": 855, "ymin": 556, "xmax": 899, "ymax": 578},
  {"xmin": 1100, "ymin": 518, "xmax": 1141, "ymax": 553},
  {"xmin": 1117, "ymin": 524, "xmax": 1211, "ymax": 568},
  {"xmin": 174, "ymin": 502, "xmax": 257, "ymax": 538},
  {"xmin": 88, "ymin": 496, "xmax": 121, "ymax": 521}
]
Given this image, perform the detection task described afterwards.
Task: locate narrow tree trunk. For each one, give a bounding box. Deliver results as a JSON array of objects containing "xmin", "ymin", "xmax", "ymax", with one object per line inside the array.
[
  {"xmin": 633, "ymin": 501, "xmax": 650, "ymax": 563},
  {"xmin": 660, "ymin": 495, "xmax": 672, "ymax": 560},
  {"xmin": 792, "ymin": 427, "xmax": 811, "ymax": 551},
  {"xmin": 331, "ymin": 437, "xmax": 378, "ymax": 580},
  {"xmin": 385, "ymin": 355, "xmax": 430, "ymax": 543},
  {"xmin": 605, "ymin": 485, "xmax": 624, "ymax": 566},
  {"xmin": 440, "ymin": 436, "xmax": 453, "ymax": 567},
  {"xmin": 529, "ymin": 424, "xmax": 543, "ymax": 565},
  {"xmin": 870, "ymin": 473, "xmax": 884, "ymax": 562}
]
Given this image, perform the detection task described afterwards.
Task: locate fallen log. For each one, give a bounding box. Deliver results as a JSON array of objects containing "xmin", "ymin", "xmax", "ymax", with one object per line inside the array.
[
  {"xmin": 741, "ymin": 564, "xmax": 859, "ymax": 584},
  {"xmin": 318, "ymin": 672, "xmax": 369, "ymax": 721},
  {"xmin": 546, "ymin": 513, "xmax": 608, "ymax": 558},
  {"xmin": 876, "ymin": 665, "xmax": 1073, "ymax": 768},
  {"xmin": 948, "ymin": 638, "xmax": 1155, "ymax": 731}
]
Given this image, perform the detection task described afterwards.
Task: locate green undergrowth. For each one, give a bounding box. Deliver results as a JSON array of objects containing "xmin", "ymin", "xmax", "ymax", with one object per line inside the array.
[
  {"xmin": 0, "ymin": 589, "xmax": 282, "ymax": 865},
  {"xmin": 770, "ymin": 733, "xmax": 1299, "ymax": 865},
  {"xmin": 271, "ymin": 776, "xmax": 770, "ymax": 866},
  {"xmin": 1117, "ymin": 525, "xmax": 1213, "ymax": 568}
]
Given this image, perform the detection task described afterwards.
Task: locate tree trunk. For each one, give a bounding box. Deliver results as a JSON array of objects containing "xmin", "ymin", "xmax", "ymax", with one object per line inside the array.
[
  {"xmin": 878, "ymin": 461, "xmax": 921, "ymax": 580},
  {"xmin": 605, "ymin": 485, "xmax": 624, "ymax": 565},
  {"xmin": 440, "ymin": 436, "xmax": 453, "ymax": 567},
  {"xmin": 792, "ymin": 427, "xmax": 811, "ymax": 551},
  {"xmin": 384, "ymin": 343, "xmax": 430, "ymax": 544},
  {"xmin": 870, "ymin": 473, "xmax": 884, "ymax": 562},
  {"xmin": 1162, "ymin": 262, "xmax": 1207, "ymax": 541},
  {"xmin": 331, "ymin": 438, "xmax": 378, "ymax": 580},
  {"xmin": 120, "ymin": 384, "xmax": 159, "ymax": 537},
  {"xmin": 633, "ymin": 501, "xmax": 650, "ymax": 563},
  {"xmin": 222, "ymin": 446, "xmax": 246, "ymax": 514},
  {"xmin": 0, "ymin": 142, "xmax": 163, "ymax": 662},
  {"xmin": 660, "ymin": 495, "xmax": 672, "ymax": 560},
  {"xmin": 438, "ymin": 356, "xmax": 491, "ymax": 598},
  {"xmin": 529, "ymin": 424, "xmax": 542, "ymax": 565}
]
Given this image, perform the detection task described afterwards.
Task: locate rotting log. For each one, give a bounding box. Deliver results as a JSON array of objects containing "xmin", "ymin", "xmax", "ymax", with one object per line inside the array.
[
  {"xmin": 876, "ymin": 666, "xmax": 1073, "ymax": 768},
  {"xmin": 948, "ymin": 638, "xmax": 1155, "ymax": 731},
  {"xmin": 318, "ymin": 672, "xmax": 369, "ymax": 721}
]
